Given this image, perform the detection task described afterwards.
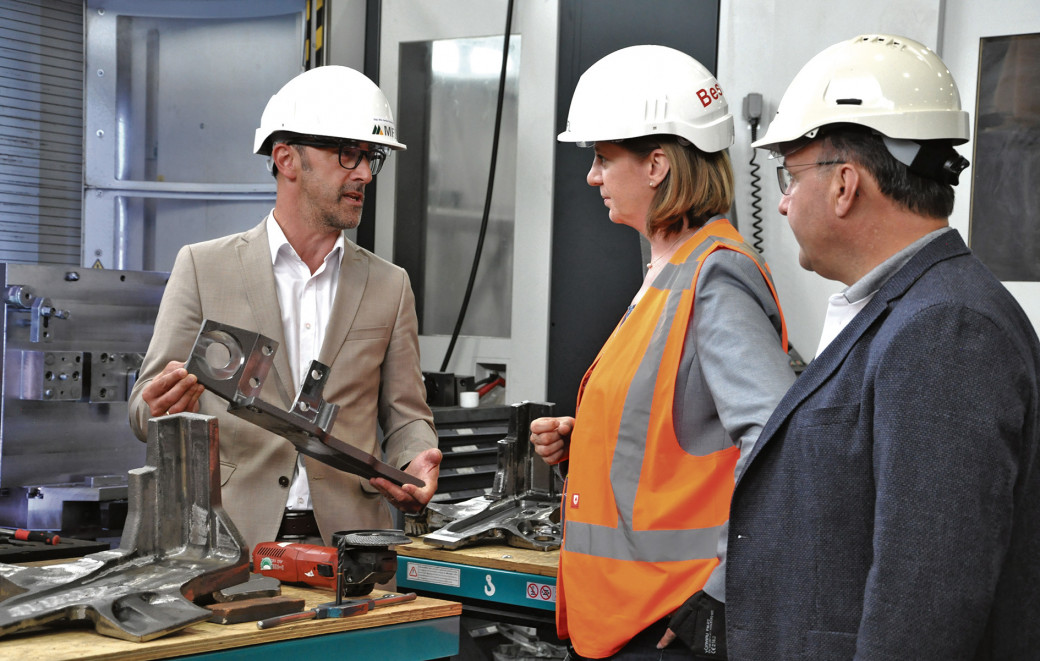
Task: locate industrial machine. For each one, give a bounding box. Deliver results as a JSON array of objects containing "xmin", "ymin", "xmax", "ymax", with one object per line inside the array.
[{"xmin": 0, "ymin": 264, "xmax": 166, "ymax": 541}]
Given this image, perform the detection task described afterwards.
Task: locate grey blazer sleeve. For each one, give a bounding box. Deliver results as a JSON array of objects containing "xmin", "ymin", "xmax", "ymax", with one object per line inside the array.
[{"xmin": 682, "ymin": 249, "xmax": 795, "ymax": 601}]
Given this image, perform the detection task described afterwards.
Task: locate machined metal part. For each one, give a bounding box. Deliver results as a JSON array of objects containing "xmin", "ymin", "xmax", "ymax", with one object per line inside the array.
[
  {"xmin": 0, "ymin": 413, "xmax": 250, "ymax": 642},
  {"xmin": 211, "ymin": 573, "xmax": 282, "ymax": 603},
  {"xmin": 20, "ymin": 475, "xmax": 128, "ymax": 532},
  {"xmin": 184, "ymin": 319, "xmax": 422, "ymax": 487},
  {"xmin": 421, "ymin": 401, "xmax": 562, "ymax": 551},
  {"xmin": 4, "ymin": 283, "xmax": 71, "ymax": 343}
]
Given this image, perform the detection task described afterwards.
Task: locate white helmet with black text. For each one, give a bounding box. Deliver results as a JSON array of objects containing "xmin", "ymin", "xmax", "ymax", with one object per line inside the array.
[
  {"xmin": 254, "ymin": 65, "xmax": 406, "ymax": 156},
  {"xmin": 558, "ymin": 45, "xmax": 733, "ymax": 153},
  {"xmin": 753, "ymin": 34, "xmax": 969, "ymax": 184}
]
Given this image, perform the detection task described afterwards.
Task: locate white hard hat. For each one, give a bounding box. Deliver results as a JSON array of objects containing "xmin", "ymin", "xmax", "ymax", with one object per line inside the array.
[
  {"xmin": 753, "ymin": 34, "xmax": 969, "ymax": 154},
  {"xmin": 558, "ymin": 45, "xmax": 734, "ymax": 153},
  {"xmin": 254, "ymin": 65, "xmax": 406, "ymax": 155}
]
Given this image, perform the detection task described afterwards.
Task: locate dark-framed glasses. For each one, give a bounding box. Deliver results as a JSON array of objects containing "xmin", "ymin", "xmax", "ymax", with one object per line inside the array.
[
  {"xmin": 776, "ymin": 160, "xmax": 845, "ymax": 195},
  {"xmin": 289, "ymin": 139, "xmax": 390, "ymax": 175}
]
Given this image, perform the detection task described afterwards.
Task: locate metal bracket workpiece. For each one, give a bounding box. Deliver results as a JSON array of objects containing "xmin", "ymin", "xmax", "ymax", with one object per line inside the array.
[
  {"xmin": 4, "ymin": 283, "xmax": 71, "ymax": 343},
  {"xmin": 0, "ymin": 413, "xmax": 250, "ymax": 642},
  {"xmin": 185, "ymin": 319, "xmax": 422, "ymax": 487},
  {"xmin": 421, "ymin": 401, "xmax": 562, "ymax": 551}
]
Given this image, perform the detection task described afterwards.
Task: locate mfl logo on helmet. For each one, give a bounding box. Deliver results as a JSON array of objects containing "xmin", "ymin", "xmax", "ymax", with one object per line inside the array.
[
  {"xmin": 697, "ymin": 83, "xmax": 724, "ymax": 109},
  {"xmin": 372, "ymin": 122, "xmax": 396, "ymax": 139}
]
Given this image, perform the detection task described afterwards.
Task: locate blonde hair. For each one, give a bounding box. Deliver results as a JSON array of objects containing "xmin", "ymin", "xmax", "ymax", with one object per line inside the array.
[{"xmin": 621, "ymin": 136, "xmax": 734, "ymax": 238}]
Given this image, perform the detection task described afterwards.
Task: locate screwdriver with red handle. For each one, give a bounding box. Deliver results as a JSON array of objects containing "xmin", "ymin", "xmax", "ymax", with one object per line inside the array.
[
  {"xmin": 0, "ymin": 527, "xmax": 60, "ymax": 545},
  {"xmin": 256, "ymin": 592, "xmax": 417, "ymax": 630}
]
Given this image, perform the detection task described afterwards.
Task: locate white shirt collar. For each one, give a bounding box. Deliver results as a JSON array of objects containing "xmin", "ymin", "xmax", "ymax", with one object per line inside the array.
[{"xmin": 265, "ymin": 212, "xmax": 345, "ymax": 269}]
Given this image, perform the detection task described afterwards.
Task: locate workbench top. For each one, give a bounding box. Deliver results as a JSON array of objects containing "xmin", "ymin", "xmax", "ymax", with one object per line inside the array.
[
  {"xmin": 0, "ymin": 585, "xmax": 460, "ymax": 661},
  {"xmin": 399, "ymin": 536, "xmax": 559, "ymax": 578}
]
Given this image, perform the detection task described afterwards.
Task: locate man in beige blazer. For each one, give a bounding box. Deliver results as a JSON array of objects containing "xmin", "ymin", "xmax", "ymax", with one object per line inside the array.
[{"xmin": 128, "ymin": 66, "xmax": 440, "ymax": 552}]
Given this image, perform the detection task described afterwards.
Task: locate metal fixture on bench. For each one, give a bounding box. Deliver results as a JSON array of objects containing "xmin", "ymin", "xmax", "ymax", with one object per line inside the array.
[
  {"xmin": 418, "ymin": 401, "xmax": 562, "ymax": 551},
  {"xmin": 0, "ymin": 413, "xmax": 250, "ymax": 642}
]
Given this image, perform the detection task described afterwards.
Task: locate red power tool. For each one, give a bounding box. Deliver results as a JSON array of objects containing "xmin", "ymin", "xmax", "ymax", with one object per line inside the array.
[{"xmin": 252, "ymin": 542, "xmax": 338, "ymax": 591}]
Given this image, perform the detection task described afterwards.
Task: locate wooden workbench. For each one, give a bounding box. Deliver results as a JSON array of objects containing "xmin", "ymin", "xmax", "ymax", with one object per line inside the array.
[
  {"xmin": 0, "ymin": 585, "xmax": 461, "ymax": 661},
  {"xmin": 398, "ymin": 536, "xmax": 559, "ymax": 578}
]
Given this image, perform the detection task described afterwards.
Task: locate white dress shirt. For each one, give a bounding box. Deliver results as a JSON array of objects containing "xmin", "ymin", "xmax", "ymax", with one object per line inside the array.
[
  {"xmin": 814, "ymin": 227, "xmax": 954, "ymax": 358},
  {"xmin": 267, "ymin": 214, "xmax": 344, "ymax": 511}
]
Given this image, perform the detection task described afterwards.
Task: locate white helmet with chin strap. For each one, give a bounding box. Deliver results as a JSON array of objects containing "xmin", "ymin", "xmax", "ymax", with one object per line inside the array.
[
  {"xmin": 753, "ymin": 34, "xmax": 970, "ymax": 184},
  {"xmin": 558, "ymin": 45, "xmax": 733, "ymax": 153},
  {"xmin": 254, "ymin": 65, "xmax": 406, "ymax": 156}
]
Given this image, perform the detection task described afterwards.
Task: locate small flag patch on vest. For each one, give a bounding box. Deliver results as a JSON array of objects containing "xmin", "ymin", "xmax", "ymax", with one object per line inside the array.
[{"xmin": 571, "ymin": 493, "xmax": 580, "ymax": 508}]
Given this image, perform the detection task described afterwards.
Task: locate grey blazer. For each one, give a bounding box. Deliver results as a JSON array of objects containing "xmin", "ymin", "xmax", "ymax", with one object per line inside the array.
[
  {"xmin": 129, "ymin": 219, "xmax": 437, "ymax": 551},
  {"xmin": 725, "ymin": 230, "xmax": 1040, "ymax": 660}
]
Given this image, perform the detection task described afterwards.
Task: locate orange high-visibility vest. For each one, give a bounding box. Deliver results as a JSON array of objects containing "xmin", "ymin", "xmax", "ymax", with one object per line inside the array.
[{"xmin": 557, "ymin": 219, "xmax": 787, "ymax": 658}]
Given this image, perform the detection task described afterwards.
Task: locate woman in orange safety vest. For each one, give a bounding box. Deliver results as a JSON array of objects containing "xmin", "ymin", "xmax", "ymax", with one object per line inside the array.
[{"xmin": 530, "ymin": 46, "xmax": 796, "ymax": 660}]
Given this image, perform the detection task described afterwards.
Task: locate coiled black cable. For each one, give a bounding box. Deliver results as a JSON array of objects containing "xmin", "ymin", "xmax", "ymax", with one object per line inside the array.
[{"xmin": 748, "ymin": 118, "xmax": 765, "ymax": 253}]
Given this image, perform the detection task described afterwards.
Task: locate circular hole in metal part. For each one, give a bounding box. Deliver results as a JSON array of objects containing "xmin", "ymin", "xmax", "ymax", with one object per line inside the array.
[
  {"xmin": 311, "ymin": 368, "xmax": 323, "ymax": 381},
  {"xmin": 205, "ymin": 342, "xmax": 232, "ymax": 370},
  {"xmin": 194, "ymin": 330, "xmax": 245, "ymax": 380},
  {"xmin": 298, "ymin": 402, "xmax": 310, "ymax": 412},
  {"xmin": 262, "ymin": 344, "xmax": 274, "ymax": 356},
  {"xmin": 249, "ymin": 377, "xmax": 261, "ymax": 389}
]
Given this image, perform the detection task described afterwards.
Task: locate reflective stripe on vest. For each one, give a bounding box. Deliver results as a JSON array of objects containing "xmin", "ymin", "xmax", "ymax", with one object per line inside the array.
[{"xmin": 557, "ymin": 219, "xmax": 786, "ymax": 657}]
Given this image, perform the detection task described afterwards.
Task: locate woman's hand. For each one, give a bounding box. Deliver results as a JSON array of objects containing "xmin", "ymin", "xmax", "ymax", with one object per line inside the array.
[{"xmin": 529, "ymin": 416, "xmax": 575, "ymax": 465}]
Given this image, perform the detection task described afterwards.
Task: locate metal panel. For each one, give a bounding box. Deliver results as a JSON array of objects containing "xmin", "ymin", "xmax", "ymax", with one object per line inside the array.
[
  {"xmin": 0, "ymin": 0, "xmax": 84, "ymax": 265},
  {"xmin": 82, "ymin": 0, "xmax": 305, "ymax": 271},
  {"xmin": 0, "ymin": 263, "xmax": 166, "ymax": 530}
]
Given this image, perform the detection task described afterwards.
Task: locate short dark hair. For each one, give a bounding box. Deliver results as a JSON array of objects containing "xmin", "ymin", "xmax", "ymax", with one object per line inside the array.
[
  {"xmin": 816, "ymin": 126, "xmax": 955, "ymax": 219},
  {"xmin": 267, "ymin": 132, "xmax": 310, "ymax": 178},
  {"xmin": 618, "ymin": 135, "xmax": 734, "ymax": 238}
]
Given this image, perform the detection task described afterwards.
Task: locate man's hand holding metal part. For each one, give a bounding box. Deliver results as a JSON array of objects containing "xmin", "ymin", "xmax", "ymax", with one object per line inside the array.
[
  {"xmin": 370, "ymin": 447, "xmax": 442, "ymax": 514},
  {"xmin": 140, "ymin": 355, "xmax": 441, "ymax": 516},
  {"xmin": 140, "ymin": 360, "xmax": 204, "ymax": 418}
]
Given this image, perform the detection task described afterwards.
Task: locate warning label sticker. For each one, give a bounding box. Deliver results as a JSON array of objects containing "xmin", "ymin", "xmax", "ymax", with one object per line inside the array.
[
  {"xmin": 526, "ymin": 581, "xmax": 556, "ymax": 603},
  {"xmin": 406, "ymin": 562, "xmax": 461, "ymax": 588}
]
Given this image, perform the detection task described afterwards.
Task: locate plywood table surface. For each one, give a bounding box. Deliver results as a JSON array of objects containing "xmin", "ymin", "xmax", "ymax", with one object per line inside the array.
[
  {"xmin": 0, "ymin": 585, "xmax": 460, "ymax": 661},
  {"xmin": 399, "ymin": 536, "xmax": 559, "ymax": 578}
]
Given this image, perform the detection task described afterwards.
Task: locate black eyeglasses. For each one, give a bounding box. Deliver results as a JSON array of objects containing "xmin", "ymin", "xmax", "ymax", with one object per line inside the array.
[
  {"xmin": 776, "ymin": 160, "xmax": 845, "ymax": 195},
  {"xmin": 289, "ymin": 139, "xmax": 389, "ymax": 175}
]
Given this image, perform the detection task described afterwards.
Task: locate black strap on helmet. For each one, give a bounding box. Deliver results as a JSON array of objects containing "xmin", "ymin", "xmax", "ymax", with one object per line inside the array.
[{"xmin": 907, "ymin": 140, "xmax": 970, "ymax": 186}]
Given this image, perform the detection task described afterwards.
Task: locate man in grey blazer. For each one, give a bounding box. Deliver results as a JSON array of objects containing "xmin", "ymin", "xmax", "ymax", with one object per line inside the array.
[
  {"xmin": 724, "ymin": 35, "xmax": 1040, "ymax": 659},
  {"xmin": 128, "ymin": 66, "xmax": 441, "ymax": 552}
]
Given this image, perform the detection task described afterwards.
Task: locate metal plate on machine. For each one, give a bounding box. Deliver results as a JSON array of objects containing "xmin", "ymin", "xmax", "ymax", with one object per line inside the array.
[
  {"xmin": 15, "ymin": 351, "xmax": 85, "ymax": 400},
  {"xmin": 0, "ymin": 264, "xmax": 166, "ymax": 535}
]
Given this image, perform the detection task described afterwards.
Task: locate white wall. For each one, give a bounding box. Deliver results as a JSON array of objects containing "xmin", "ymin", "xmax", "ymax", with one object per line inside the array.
[{"xmin": 719, "ymin": 0, "xmax": 1040, "ymax": 357}]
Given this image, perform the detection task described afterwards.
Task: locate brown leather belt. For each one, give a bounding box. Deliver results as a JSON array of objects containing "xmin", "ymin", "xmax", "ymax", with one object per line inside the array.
[{"xmin": 277, "ymin": 509, "xmax": 319, "ymax": 539}]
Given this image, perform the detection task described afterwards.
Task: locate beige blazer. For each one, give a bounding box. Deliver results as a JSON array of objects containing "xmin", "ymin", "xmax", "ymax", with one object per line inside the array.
[{"xmin": 129, "ymin": 218, "xmax": 437, "ymax": 551}]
